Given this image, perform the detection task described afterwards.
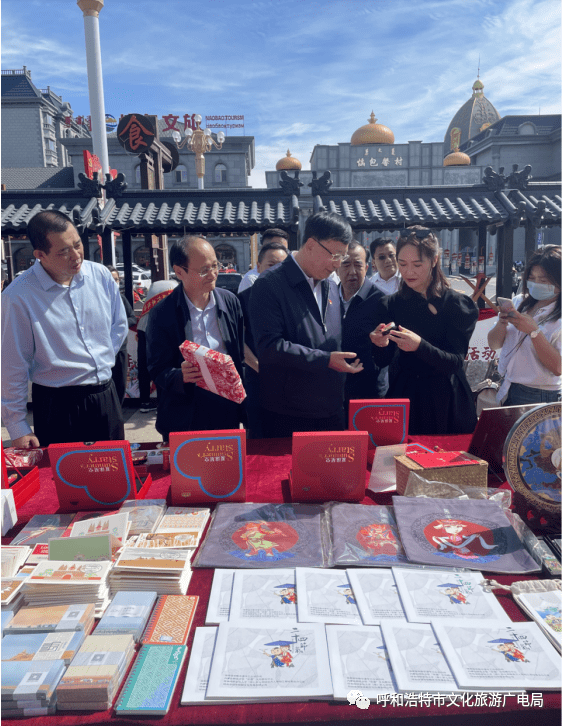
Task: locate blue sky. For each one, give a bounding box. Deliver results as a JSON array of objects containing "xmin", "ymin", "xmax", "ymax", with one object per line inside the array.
[{"xmin": 2, "ymin": 0, "xmax": 560, "ymax": 186}]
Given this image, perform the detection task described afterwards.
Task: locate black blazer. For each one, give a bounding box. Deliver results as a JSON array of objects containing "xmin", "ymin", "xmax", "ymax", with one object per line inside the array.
[
  {"xmin": 249, "ymin": 254, "xmax": 345, "ymax": 419},
  {"xmin": 146, "ymin": 285, "xmax": 244, "ymax": 436},
  {"xmin": 340, "ymin": 277, "xmax": 386, "ymax": 401}
]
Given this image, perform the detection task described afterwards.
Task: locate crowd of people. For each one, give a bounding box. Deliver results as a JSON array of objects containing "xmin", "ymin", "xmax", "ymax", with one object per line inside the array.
[{"xmin": 1, "ymin": 210, "xmax": 560, "ymax": 449}]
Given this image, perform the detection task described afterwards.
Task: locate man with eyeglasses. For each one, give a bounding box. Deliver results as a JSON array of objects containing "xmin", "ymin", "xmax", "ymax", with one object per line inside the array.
[
  {"xmin": 337, "ymin": 241, "xmax": 386, "ymax": 406},
  {"xmin": 1, "ymin": 211, "xmax": 128, "ymax": 448},
  {"xmin": 249, "ymin": 212, "xmax": 364, "ymax": 438},
  {"xmin": 369, "ymin": 237, "xmax": 400, "ymax": 295},
  {"xmin": 146, "ymin": 236, "xmax": 245, "ymax": 440}
]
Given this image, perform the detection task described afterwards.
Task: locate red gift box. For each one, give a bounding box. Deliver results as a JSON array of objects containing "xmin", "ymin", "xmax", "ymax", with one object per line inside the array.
[
  {"xmin": 170, "ymin": 429, "xmax": 246, "ymax": 505},
  {"xmin": 179, "ymin": 340, "xmax": 246, "ymax": 404},
  {"xmin": 1, "ymin": 443, "xmax": 40, "ymax": 510},
  {"xmin": 49, "ymin": 441, "xmax": 152, "ymax": 511},
  {"xmin": 290, "ymin": 431, "xmax": 369, "ymax": 502},
  {"xmin": 348, "ymin": 399, "xmax": 410, "ymax": 448}
]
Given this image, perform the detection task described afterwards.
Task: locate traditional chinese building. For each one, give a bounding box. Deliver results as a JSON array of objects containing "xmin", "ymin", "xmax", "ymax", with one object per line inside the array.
[{"xmin": 1, "ymin": 67, "xmax": 90, "ymax": 169}]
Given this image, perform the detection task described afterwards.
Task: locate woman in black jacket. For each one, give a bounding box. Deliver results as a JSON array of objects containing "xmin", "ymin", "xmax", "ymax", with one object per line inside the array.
[{"xmin": 370, "ymin": 227, "xmax": 478, "ymax": 435}]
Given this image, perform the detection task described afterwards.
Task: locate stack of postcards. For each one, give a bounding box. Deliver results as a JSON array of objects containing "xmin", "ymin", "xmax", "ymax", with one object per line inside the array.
[
  {"xmin": 1, "ymin": 630, "xmax": 87, "ymax": 667},
  {"xmin": 1, "ymin": 545, "xmax": 31, "ymax": 577},
  {"xmin": 57, "ymin": 633, "xmax": 136, "ymax": 711},
  {"xmin": 94, "ymin": 590, "xmax": 158, "ymax": 642},
  {"xmin": 22, "ymin": 560, "xmax": 112, "ymax": 615},
  {"xmin": 2, "ymin": 659, "xmax": 66, "ymax": 716},
  {"xmin": 130, "ymin": 506, "xmax": 210, "ymax": 550},
  {"xmin": 3, "ymin": 603, "xmax": 96, "ymax": 637},
  {"xmin": 109, "ymin": 548, "xmax": 192, "ymax": 595}
]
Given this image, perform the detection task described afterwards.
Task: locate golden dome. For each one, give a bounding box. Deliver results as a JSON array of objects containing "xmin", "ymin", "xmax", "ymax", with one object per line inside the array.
[
  {"xmin": 350, "ymin": 111, "xmax": 394, "ymax": 145},
  {"xmin": 443, "ymin": 148, "xmax": 471, "ymax": 166},
  {"xmin": 276, "ymin": 149, "xmax": 302, "ymax": 171}
]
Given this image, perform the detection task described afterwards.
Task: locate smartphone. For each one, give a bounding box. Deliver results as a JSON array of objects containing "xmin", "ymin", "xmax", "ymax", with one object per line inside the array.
[
  {"xmin": 382, "ymin": 322, "xmax": 398, "ymax": 336},
  {"xmin": 497, "ymin": 297, "xmax": 516, "ymax": 316}
]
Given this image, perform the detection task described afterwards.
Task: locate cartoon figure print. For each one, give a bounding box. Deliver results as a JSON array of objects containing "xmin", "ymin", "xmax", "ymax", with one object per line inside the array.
[
  {"xmin": 263, "ymin": 640, "xmax": 294, "ymax": 668},
  {"xmin": 488, "ymin": 638, "xmax": 530, "ymax": 663},
  {"xmin": 359, "ymin": 523, "xmax": 401, "ymax": 556},
  {"xmin": 239, "ymin": 521, "xmax": 284, "ymax": 557},
  {"xmin": 424, "ymin": 518, "xmax": 498, "ymax": 560},
  {"xmin": 538, "ymin": 606, "xmax": 562, "ymax": 633},
  {"xmin": 274, "ymin": 583, "xmax": 296, "ymax": 605},
  {"xmin": 337, "ymin": 584, "xmax": 356, "ymax": 605},
  {"xmin": 437, "ymin": 582, "xmax": 468, "ymax": 605}
]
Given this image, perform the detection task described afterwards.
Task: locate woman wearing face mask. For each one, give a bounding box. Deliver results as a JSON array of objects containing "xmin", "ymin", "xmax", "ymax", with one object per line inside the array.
[
  {"xmin": 370, "ymin": 226, "xmax": 478, "ymax": 435},
  {"xmin": 488, "ymin": 245, "xmax": 561, "ymax": 406}
]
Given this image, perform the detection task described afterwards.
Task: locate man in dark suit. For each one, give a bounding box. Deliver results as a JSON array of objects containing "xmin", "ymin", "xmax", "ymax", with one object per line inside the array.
[
  {"xmin": 337, "ymin": 241, "xmax": 386, "ymax": 411},
  {"xmin": 146, "ymin": 236, "xmax": 244, "ymax": 441},
  {"xmin": 249, "ymin": 212, "xmax": 364, "ymax": 438}
]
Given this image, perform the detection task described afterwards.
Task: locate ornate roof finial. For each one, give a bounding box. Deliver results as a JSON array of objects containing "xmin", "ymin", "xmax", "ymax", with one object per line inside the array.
[
  {"xmin": 477, "ymin": 55, "xmax": 480, "ymax": 79},
  {"xmin": 369, "ymin": 111, "xmax": 378, "ymax": 124}
]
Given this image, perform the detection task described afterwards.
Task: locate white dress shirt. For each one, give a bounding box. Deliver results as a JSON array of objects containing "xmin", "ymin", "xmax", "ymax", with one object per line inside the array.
[
  {"xmin": 184, "ymin": 291, "xmax": 228, "ymax": 355},
  {"xmin": 371, "ymin": 271, "xmax": 401, "ymax": 295}
]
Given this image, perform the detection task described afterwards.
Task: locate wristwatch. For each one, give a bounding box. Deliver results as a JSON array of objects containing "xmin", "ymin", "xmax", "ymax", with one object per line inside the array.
[{"xmin": 530, "ymin": 328, "xmax": 541, "ymax": 339}]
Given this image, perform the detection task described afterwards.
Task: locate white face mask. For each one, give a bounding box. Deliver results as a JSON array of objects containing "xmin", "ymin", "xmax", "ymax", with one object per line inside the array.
[{"xmin": 527, "ymin": 280, "xmax": 556, "ymax": 301}]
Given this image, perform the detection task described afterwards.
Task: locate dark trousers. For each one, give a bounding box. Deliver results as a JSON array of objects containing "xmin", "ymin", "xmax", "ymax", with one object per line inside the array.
[
  {"xmin": 32, "ymin": 380, "xmax": 124, "ymax": 447},
  {"xmin": 244, "ymin": 366, "xmax": 263, "ymax": 439},
  {"xmin": 260, "ymin": 409, "xmax": 345, "ymax": 439},
  {"xmin": 137, "ymin": 330, "xmax": 152, "ymax": 403},
  {"xmin": 111, "ymin": 348, "xmax": 128, "ymax": 404}
]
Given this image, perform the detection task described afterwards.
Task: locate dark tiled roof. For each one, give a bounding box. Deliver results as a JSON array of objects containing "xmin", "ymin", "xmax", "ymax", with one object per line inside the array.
[
  {"xmin": 1, "ymin": 73, "xmax": 41, "ymax": 99},
  {"xmin": 98, "ymin": 189, "xmax": 299, "ymax": 233},
  {"xmin": 444, "ymin": 94, "xmax": 501, "ymax": 151},
  {"xmin": 460, "ymin": 115, "xmax": 561, "ymax": 150},
  {"xmin": 1, "ymin": 190, "xmax": 98, "ymax": 233},
  {"xmin": 314, "ymin": 183, "xmax": 561, "ymax": 229},
  {"xmin": 1, "ymin": 167, "xmax": 75, "ymax": 190}
]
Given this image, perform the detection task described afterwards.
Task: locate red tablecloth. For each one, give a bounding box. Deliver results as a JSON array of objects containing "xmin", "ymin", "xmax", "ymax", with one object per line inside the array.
[{"xmin": 2, "ymin": 435, "xmax": 560, "ymax": 726}]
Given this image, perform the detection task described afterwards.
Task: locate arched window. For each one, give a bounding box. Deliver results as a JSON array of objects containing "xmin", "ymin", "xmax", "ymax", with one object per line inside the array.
[
  {"xmin": 214, "ymin": 163, "xmax": 227, "ymax": 183},
  {"xmin": 175, "ymin": 164, "xmax": 187, "ymax": 183},
  {"xmin": 518, "ymin": 122, "xmax": 536, "ymax": 136}
]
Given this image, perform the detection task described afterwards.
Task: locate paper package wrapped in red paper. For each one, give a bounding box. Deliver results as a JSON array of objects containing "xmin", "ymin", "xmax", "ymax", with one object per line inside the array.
[{"xmin": 179, "ymin": 340, "xmax": 246, "ymax": 404}]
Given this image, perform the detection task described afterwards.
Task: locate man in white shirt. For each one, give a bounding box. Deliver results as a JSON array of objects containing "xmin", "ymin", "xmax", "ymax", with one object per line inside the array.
[
  {"xmin": 237, "ymin": 228, "xmax": 289, "ymax": 293},
  {"xmin": 370, "ymin": 237, "xmax": 401, "ymax": 295}
]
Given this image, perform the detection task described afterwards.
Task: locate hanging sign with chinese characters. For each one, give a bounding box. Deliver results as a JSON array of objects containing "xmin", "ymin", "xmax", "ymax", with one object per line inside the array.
[{"xmin": 117, "ymin": 114, "xmax": 156, "ymax": 154}]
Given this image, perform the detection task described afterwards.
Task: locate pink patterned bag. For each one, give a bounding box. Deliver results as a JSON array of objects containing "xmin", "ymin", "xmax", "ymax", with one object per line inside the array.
[{"xmin": 179, "ymin": 340, "xmax": 246, "ymax": 404}]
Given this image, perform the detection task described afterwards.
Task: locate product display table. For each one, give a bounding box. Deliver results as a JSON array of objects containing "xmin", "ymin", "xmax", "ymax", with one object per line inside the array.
[{"xmin": 2, "ymin": 434, "xmax": 560, "ymax": 726}]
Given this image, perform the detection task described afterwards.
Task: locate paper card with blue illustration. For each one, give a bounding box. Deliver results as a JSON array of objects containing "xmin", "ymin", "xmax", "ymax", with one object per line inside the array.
[
  {"xmin": 1, "ymin": 631, "xmax": 86, "ymax": 667},
  {"xmin": 514, "ymin": 588, "xmax": 562, "ymax": 652},
  {"xmin": 193, "ymin": 502, "xmax": 328, "ymax": 569},
  {"xmin": 295, "ymin": 567, "xmax": 362, "ymax": 625},
  {"xmin": 346, "ymin": 568, "xmax": 406, "ymax": 625},
  {"xmin": 380, "ymin": 621, "xmax": 459, "ymax": 693},
  {"xmin": 392, "ymin": 497, "xmax": 541, "ymax": 574},
  {"xmin": 25, "ymin": 560, "xmax": 111, "ymax": 588},
  {"xmin": 206, "ymin": 569, "xmax": 235, "ymax": 624},
  {"xmin": 330, "ymin": 503, "xmax": 408, "ymax": 567},
  {"xmin": 10, "ymin": 514, "xmax": 77, "ymax": 547},
  {"xmin": 326, "ymin": 624, "xmax": 398, "ymax": 700},
  {"xmin": 392, "ymin": 567, "xmax": 510, "ymax": 624},
  {"xmin": 206, "ymin": 622, "xmax": 333, "ymax": 700},
  {"xmin": 229, "ymin": 569, "xmax": 298, "ymax": 626},
  {"xmin": 432, "ymin": 620, "xmax": 562, "ymax": 690},
  {"xmin": 68, "ymin": 511, "xmax": 130, "ymax": 544}
]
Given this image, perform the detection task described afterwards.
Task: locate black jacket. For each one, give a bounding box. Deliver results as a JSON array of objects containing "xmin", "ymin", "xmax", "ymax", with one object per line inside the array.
[
  {"xmin": 146, "ymin": 284, "xmax": 244, "ymax": 436},
  {"xmin": 340, "ymin": 277, "xmax": 386, "ymax": 401},
  {"xmin": 249, "ymin": 254, "xmax": 345, "ymax": 419}
]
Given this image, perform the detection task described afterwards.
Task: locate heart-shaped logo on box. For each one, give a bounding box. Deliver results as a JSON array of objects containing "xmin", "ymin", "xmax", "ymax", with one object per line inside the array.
[
  {"xmin": 173, "ymin": 436, "xmax": 243, "ymax": 499},
  {"xmin": 54, "ymin": 448, "xmax": 132, "ymax": 506}
]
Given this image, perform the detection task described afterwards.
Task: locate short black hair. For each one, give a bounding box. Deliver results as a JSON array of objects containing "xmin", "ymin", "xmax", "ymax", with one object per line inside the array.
[
  {"xmin": 27, "ymin": 210, "xmax": 73, "ymax": 253},
  {"xmin": 169, "ymin": 235, "xmax": 207, "ymax": 268},
  {"xmin": 105, "ymin": 264, "xmax": 117, "ymax": 274},
  {"xmin": 257, "ymin": 241, "xmax": 289, "ymax": 265},
  {"xmin": 262, "ymin": 228, "xmax": 289, "ymax": 244},
  {"xmin": 302, "ymin": 212, "xmax": 353, "ymax": 247},
  {"xmin": 345, "ymin": 240, "xmax": 370, "ymax": 266},
  {"xmin": 369, "ymin": 237, "xmax": 395, "ymax": 257}
]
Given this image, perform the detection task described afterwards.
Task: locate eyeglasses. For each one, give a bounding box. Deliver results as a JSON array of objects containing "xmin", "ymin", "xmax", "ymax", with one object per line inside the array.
[
  {"xmin": 399, "ymin": 228, "xmax": 432, "ymax": 240},
  {"xmin": 178, "ymin": 262, "xmax": 220, "ymax": 278},
  {"xmin": 313, "ymin": 238, "xmax": 349, "ymax": 262}
]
